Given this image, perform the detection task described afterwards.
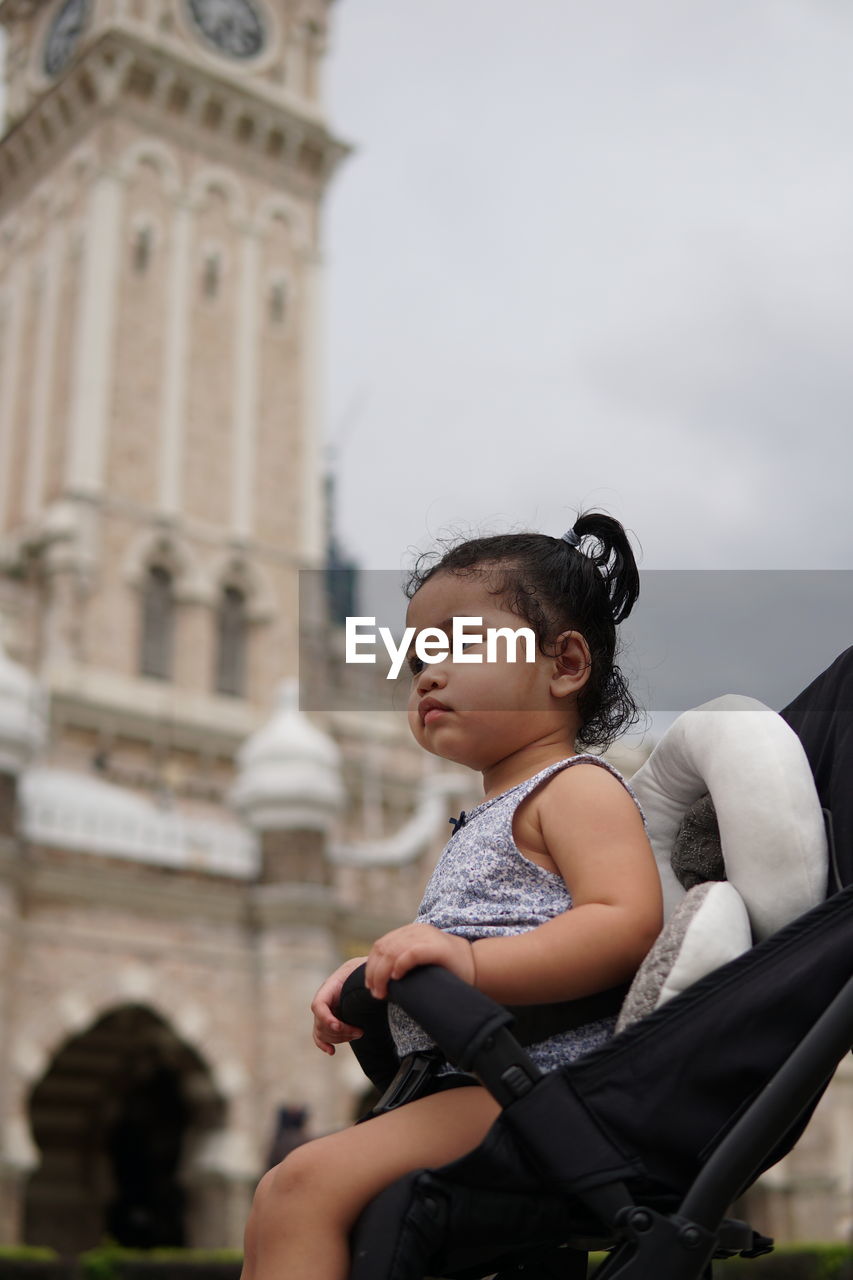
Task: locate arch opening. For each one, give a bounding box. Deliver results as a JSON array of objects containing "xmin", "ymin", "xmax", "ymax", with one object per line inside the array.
[{"xmin": 24, "ymin": 1005, "xmax": 227, "ymax": 1252}]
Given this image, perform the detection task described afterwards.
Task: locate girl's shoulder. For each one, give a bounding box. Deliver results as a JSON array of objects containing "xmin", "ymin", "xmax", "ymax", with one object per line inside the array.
[
  {"xmin": 463, "ymin": 754, "xmax": 645, "ymax": 834},
  {"xmin": 511, "ymin": 755, "xmax": 649, "ymax": 879},
  {"xmin": 521, "ymin": 754, "xmax": 646, "ymax": 825}
]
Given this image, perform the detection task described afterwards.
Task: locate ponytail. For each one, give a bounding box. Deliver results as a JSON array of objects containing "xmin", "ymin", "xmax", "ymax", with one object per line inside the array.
[{"xmin": 569, "ymin": 512, "xmax": 640, "ymax": 625}]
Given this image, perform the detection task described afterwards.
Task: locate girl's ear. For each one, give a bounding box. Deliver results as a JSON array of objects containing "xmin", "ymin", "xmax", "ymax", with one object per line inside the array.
[{"xmin": 550, "ymin": 631, "xmax": 591, "ymax": 699}]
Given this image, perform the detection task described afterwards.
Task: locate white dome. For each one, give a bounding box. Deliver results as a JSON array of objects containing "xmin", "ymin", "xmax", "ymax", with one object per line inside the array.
[
  {"xmin": 231, "ymin": 680, "xmax": 344, "ymax": 832},
  {"xmin": 0, "ymin": 634, "xmax": 47, "ymax": 774}
]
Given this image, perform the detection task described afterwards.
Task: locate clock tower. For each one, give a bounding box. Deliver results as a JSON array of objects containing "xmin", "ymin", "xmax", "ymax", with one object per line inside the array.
[
  {"xmin": 0, "ymin": 0, "xmax": 349, "ymax": 717},
  {"xmin": 5, "ymin": 0, "xmax": 332, "ymax": 121}
]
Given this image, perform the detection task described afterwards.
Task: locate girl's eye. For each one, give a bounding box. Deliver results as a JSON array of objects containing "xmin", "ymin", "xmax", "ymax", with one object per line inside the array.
[{"xmin": 408, "ymin": 655, "xmax": 424, "ymax": 676}]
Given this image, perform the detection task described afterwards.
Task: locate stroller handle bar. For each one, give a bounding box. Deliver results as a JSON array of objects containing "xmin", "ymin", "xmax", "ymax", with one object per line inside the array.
[{"xmin": 387, "ymin": 965, "xmax": 544, "ymax": 1101}]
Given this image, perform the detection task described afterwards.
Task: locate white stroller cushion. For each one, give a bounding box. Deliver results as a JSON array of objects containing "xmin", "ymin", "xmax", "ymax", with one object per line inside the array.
[
  {"xmin": 616, "ymin": 881, "xmax": 752, "ymax": 1031},
  {"xmin": 630, "ymin": 695, "xmax": 827, "ymax": 941}
]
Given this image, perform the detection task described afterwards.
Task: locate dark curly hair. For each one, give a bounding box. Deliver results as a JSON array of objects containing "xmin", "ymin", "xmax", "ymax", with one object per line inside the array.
[{"xmin": 405, "ymin": 511, "xmax": 641, "ymax": 750}]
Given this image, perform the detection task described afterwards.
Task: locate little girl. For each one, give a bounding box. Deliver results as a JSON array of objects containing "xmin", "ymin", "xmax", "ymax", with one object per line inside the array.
[{"xmin": 240, "ymin": 512, "xmax": 663, "ymax": 1280}]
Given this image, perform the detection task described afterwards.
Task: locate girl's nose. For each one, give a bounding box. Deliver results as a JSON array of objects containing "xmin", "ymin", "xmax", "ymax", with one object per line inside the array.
[{"xmin": 416, "ymin": 662, "xmax": 448, "ymax": 694}]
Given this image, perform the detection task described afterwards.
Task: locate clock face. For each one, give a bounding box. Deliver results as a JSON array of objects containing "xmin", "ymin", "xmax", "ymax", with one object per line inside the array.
[
  {"xmin": 184, "ymin": 0, "xmax": 267, "ymax": 60},
  {"xmin": 43, "ymin": 0, "xmax": 89, "ymax": 79}
]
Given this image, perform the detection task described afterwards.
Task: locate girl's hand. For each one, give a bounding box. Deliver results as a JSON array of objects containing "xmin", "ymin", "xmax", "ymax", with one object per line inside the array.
[
  {"xmin": 311, "ymin": 955, "xmax": 368, "ymax": 1056},
  {"xmin": 365, "ymin": 923, "xmax": 476, "ymax": 1000}
]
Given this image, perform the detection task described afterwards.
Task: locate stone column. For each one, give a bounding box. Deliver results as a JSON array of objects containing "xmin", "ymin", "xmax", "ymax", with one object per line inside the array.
[
  {"xmin": 24, "ymin": 224, "xmax": 63, "ymax": 522},
  {"xmin": 157, "ymin": 199, "xmax": 193, "ymax": 518},
  {"xmin": 297, "ymin": 249, "xmax": 325, "ymax": 564},
  {"xmin": 183, "ymin": 1126, "xmax": 259, "ymax": 1248},
  {"xmin": 233, "ymin": 685, "xmax": 346, "ymax": 1147},
  {"xmin": 0, "ymin": 259, "xmax": 27, "ymax": 532},
  {"xmin": 0, "ymin": 838, "xmax": 32, "ymax": 1245},
  {"xmin": 249, "ymin": 863, "xmax": 344, "ymax": 1145},
  {"xmin": 231, "ymin": 226, "xmax": 260, "ymax": 541},
  {"xmin": 0, "ymin": 642, "xmax": 47, "ymax": 1242},
  {"xmin": 65, "ymin": 167, "xmax": 124, "ymax": 499}
]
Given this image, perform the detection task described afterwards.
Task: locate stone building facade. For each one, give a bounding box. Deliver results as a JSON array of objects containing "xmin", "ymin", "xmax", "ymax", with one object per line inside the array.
[
  {"xmin": 0, "ymin": 0, "xmax": 849, "ymax": 1255},
  {"xmin": 0, "ymin": 0, "xmax": 481, "ymax": 1249}
]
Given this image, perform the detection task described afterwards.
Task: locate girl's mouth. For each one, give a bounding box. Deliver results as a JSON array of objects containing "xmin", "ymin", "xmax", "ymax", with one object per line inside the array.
[{"xmin": 419, "ymin": 697, "xmax": 450, "ymax": 725}]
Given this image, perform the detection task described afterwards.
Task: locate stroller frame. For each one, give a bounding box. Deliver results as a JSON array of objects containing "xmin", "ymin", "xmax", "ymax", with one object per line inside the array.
[
  {"xmin": 343, "ymin": 880, "xmax": 850, "ymax": 1280},
  {"xmin": 341, "ymin": 654, "xmax": 853, "ymax": 1280}
]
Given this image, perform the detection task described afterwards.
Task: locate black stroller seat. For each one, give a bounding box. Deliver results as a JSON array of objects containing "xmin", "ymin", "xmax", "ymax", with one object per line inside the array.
[{"xmin": 340, "ymin": 696, "xmax": 849, "ymax": 1280}]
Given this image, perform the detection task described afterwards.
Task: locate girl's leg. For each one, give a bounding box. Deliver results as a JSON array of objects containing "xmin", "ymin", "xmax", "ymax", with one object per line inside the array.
[{"xmin": 242, "ymin": 1084, "xmax": 500, "ymax": 1280}]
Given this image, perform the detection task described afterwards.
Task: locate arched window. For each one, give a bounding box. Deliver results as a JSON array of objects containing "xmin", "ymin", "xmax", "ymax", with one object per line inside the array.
[
  {"xmin": 215, "ymin": 585, "xmax": 247, "ymax": 697},
  {"xmin": 133, "ymin": 224, "xmax": 153, "ymax": 274},
  {"xmin": 202, "ymin": 250, "xmax": 221, "ymax": 299},
  {"xmin": 269, "ymin": 278, "xmax": 287, "ymax": 325},
  {"xmin": 140, "ymin": 565, "xmax": 175, "ymax": 679}
]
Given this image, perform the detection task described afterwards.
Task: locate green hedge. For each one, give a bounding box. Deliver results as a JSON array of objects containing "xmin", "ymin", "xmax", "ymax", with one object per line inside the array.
[
  {"xmin": 586, "ymin": 1245, "xmax": 853, "ymax": 1278},
  {"xmin": 78, "ymin": 1248, "xmax": 242, "ymax": 1280},
  {"xmin": 712, "ymin": 1245, "xmax": 853, "ymax": 1279},
  {"xmin": 0, "ymin": 1253, "xmax": 59, "ymax": 1263},
  {"xmin": 2, "ymin": 1243, "xmax": 852, "ymax": 1280},
  {"xmin": 0, "ymin": 1249, "xmax": 68, "ymax": 1280},
  {"xmin": 0, "ymin": 1249, "xmax": 242, "ymax": 1280}
]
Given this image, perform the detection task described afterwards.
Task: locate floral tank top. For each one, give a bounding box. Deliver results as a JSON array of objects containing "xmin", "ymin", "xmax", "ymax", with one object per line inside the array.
[{"xmin": 387, "ymin": 754, "xmax": 645, "ymax": 1074}]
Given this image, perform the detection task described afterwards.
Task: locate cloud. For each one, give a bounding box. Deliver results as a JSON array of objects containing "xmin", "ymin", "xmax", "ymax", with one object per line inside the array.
[{"xmin": 324, "ymin": 3, "xmax": 853, "ymax": 574}]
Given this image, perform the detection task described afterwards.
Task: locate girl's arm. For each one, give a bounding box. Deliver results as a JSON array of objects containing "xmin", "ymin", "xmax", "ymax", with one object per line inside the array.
[{"xmin": 365, "ymin": 765, "xmax": 662, "ymax": 1006}]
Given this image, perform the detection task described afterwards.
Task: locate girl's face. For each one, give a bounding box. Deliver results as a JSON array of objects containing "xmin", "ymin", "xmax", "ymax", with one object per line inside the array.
[{"xmin": 404, "ymin": 570, "xmax": 588, "ymax": 771}]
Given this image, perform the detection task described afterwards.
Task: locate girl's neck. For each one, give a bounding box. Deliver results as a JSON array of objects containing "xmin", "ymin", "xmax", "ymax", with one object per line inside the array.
[{"xmin": 480, "ymin": 736, "xmax": 580, "ymax": 801}]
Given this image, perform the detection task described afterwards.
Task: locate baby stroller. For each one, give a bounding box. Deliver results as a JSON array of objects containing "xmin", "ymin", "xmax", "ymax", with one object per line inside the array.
[{"xmin": 338, "ymin": 659, "xmax": 853, "ymax": 1280}]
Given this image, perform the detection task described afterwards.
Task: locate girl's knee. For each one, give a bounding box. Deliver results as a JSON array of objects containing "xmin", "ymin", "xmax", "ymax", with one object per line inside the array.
[
  {"xmin": 252, "ymin": 1133, "xmax": 373, "ymax": 1236},
  {"xmin": 258, "ymin": 1140, "xmax": 329, "ymax": 1211},
  {"xmin": 245, "ymin": 1166, "xmax": 276, "ymax": 1229}
]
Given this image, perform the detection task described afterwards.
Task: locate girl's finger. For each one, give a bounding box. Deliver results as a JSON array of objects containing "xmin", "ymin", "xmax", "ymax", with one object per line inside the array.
[
  {"xmin": 389, "ymin": 950, "xmax": 414, "ymax": 981},
  {"xmin": 330, "ymin": 1020, "xmax": 363, "ymax": 1040},
  {"xmin": 367, "ymin": 956, "xmax": 391, "ymax": 999},
  {"xmin": 391, "ymin": 943, "xmax": 433, "ymax": 981}
]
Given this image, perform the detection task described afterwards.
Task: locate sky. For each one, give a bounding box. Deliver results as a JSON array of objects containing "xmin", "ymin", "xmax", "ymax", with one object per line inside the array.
[{"xmin": 323, "ymin": 0, "xmax": 853, "ymax": 583}]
